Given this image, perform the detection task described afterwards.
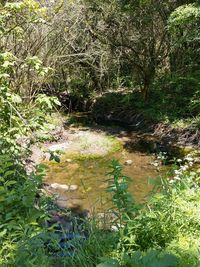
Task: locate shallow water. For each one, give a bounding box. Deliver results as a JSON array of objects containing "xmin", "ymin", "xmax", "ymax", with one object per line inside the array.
[{"xmin": 44, "ymin": 136, "xmax": 164, "ymax": 213}]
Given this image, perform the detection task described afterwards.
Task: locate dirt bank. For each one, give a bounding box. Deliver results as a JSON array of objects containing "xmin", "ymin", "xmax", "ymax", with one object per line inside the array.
[{"xmin": 91, "ymin": 110, "xmax": 200, "ymax": 149}]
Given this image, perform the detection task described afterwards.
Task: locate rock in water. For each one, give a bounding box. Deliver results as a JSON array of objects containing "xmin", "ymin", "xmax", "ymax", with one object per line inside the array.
[
  {"xmin": 69, "ymin": 185, "xmax": 78, "ymax": 191},
  {"xmin": 56, "ymin": 199, "xmax": 68, "ymax": 209},
  {"xmin": 50, "ymin": 183, "xmax": 69, "ymax": 190},
  {"xmin": 49, "ymin": 183, "xmax": 78, "ymax": 192},
  {"xmin": 124, "ymin": 160, "xmax": 133, "ymax": 166}
]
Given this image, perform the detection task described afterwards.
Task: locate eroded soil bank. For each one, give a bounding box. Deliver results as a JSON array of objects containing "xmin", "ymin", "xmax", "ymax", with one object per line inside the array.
[{"xmin": 91, "ymin": 94, "xmax": 200, "ymax": 148}]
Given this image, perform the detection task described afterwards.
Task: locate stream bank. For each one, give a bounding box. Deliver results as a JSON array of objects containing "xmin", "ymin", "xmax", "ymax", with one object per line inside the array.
[{"xmin": 91, "ymin": 92, "xmax": 200, "ymax": 148}]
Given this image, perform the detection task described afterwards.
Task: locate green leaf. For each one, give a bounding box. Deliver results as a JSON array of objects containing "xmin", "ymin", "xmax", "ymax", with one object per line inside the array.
[
  {"xmin": 5, "ymin": 180, "xmax": 17, "ymax": 186},
  {"xmin": 0, "ymin": 229, "xmax": 7, "ymax": 237},
  {"xmin": 4, "ymin": 170, "xmax": 15, "ymax": 178}
]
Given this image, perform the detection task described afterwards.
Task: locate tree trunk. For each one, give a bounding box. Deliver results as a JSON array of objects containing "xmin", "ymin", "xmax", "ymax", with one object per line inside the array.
[{"xmin": 142, "ymin": 65, "xmax": 156, "ymax": 100}]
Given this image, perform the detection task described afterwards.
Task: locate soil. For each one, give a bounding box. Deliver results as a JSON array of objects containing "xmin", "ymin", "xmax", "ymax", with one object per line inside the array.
[{"xmin": 92, "ymin": 111, "xmax": 200, "ymax": 148}]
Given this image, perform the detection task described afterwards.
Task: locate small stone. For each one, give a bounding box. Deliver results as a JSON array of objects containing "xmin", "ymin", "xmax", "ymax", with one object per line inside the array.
[
  {"xmin": 69, "ymin": 185, "xmax": 78, "ymax": 191},
  {"xmin": 50, "ymin": 183, "xmax": 69, "ymax": 191},
  {"xmin": 150, "ymin": 161, "xmax": 160, "ymax": 167},
  {"xmin": 152, "ymin": 162, "xmax": 159, "ymax": 167},
  {"xmin": 56, "ymin": 199, "xmax": 68, "ymax": 209},
  {"xmin": 124, "ymin": 160, "xmax": 133, "ymax": 166},
  {"xmin": 50, "ymin": 183, "xmax": 78, "ymax": 191}
]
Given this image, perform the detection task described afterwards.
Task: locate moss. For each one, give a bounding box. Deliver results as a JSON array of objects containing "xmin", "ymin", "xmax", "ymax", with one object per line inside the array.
[
  {"xmin": 61, "ymin": 152, "xmax": 102, "ymax": 161},
  {"xmin": 106, "ymin": 137, "xmax": 123, "ymax": 154},
  {"xmin": 59, "ymin": 138, "xmax": 123, "ymax": 161}
]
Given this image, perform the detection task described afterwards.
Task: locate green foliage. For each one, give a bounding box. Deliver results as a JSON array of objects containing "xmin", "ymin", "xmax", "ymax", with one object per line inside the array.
[
  {"xmin": 26, "ymin": 57, "xmax": 52, "ymax": 77},
  {"xmin": 107, "ymin": 160, "xmax": 136, "ymax": 221},
  {"xmin": 0, "ymin": 157, "xmax": 44, "ymax": 233},
  {"xmin": 92, "ymin": 71, "xmax": 200, "ymax": 126},
  {"xmin": 124, "ymin": 187, "xmax": 200, "ymax": 251},
  {"xmin": 152, "ymin": 72, "xmax": 200, "ymax": 120},
  {"xmin": 0, "ymin": 0, "xmax": 49, "ymax": 97},
  {"xmin": 0, "ymin": 3, "xmax": 60, "ymax": 266},
  {"xmin": 0, "ymin": 155, "xmax": 48, "ymax": 266},
  {"xmin": 64, "ymin": 230, "xmax": 117, "ymax": 267},
  {"xmin": 169, "ymin": 3, "xmax": 200, "ymax": 41},
  {"xmin": 168, "ymin": 2, "xmax": 200, "ymax": 76},
  {"xmin": 0, "ymin": 1, "xmax": 61, "ymax": 155},
  {"xmin": 97, "ymin": 160, "xmax": 200, "ymax": 267},
  {"xmin": 35, "ymin": 94, "xmax": 61, "ymax": 113}
]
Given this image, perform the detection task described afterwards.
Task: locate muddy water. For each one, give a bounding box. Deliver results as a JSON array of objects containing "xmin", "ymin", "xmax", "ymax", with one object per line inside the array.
[{"xmin": 44, "ymin": 139, "xmax": 164, "ymax": 213}]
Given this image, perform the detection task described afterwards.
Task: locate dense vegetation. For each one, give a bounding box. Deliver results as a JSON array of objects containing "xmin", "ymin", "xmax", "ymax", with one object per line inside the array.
[{"xmin": 0, "ymin": 0, "xmax": 199, "ymax": 266}]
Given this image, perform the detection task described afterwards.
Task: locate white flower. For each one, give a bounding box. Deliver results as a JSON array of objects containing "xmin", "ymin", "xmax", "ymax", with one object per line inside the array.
[
  {"xmin": 185, "ymin": 156, "xmax": 193, "ymax": 162},
  {"xmin": 111, "ymin": 225, "xmax": 119, "ymax": 232},
  {"xmin": 174, "ymin": 176, "xmax": 181, "ymax": 181},
  {"xmin": 181, "ymin": 165, "xmax": 188, "ymax": 171}
]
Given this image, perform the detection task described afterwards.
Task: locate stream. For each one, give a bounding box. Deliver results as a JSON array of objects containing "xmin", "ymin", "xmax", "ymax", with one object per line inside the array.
[
  {"xmin": 42, "ymin": 121, "xmax": 167, "ymax": 214},
  {"xmin": 31, "ymin": 114, "xmax": 198, "ymax": 260}
]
